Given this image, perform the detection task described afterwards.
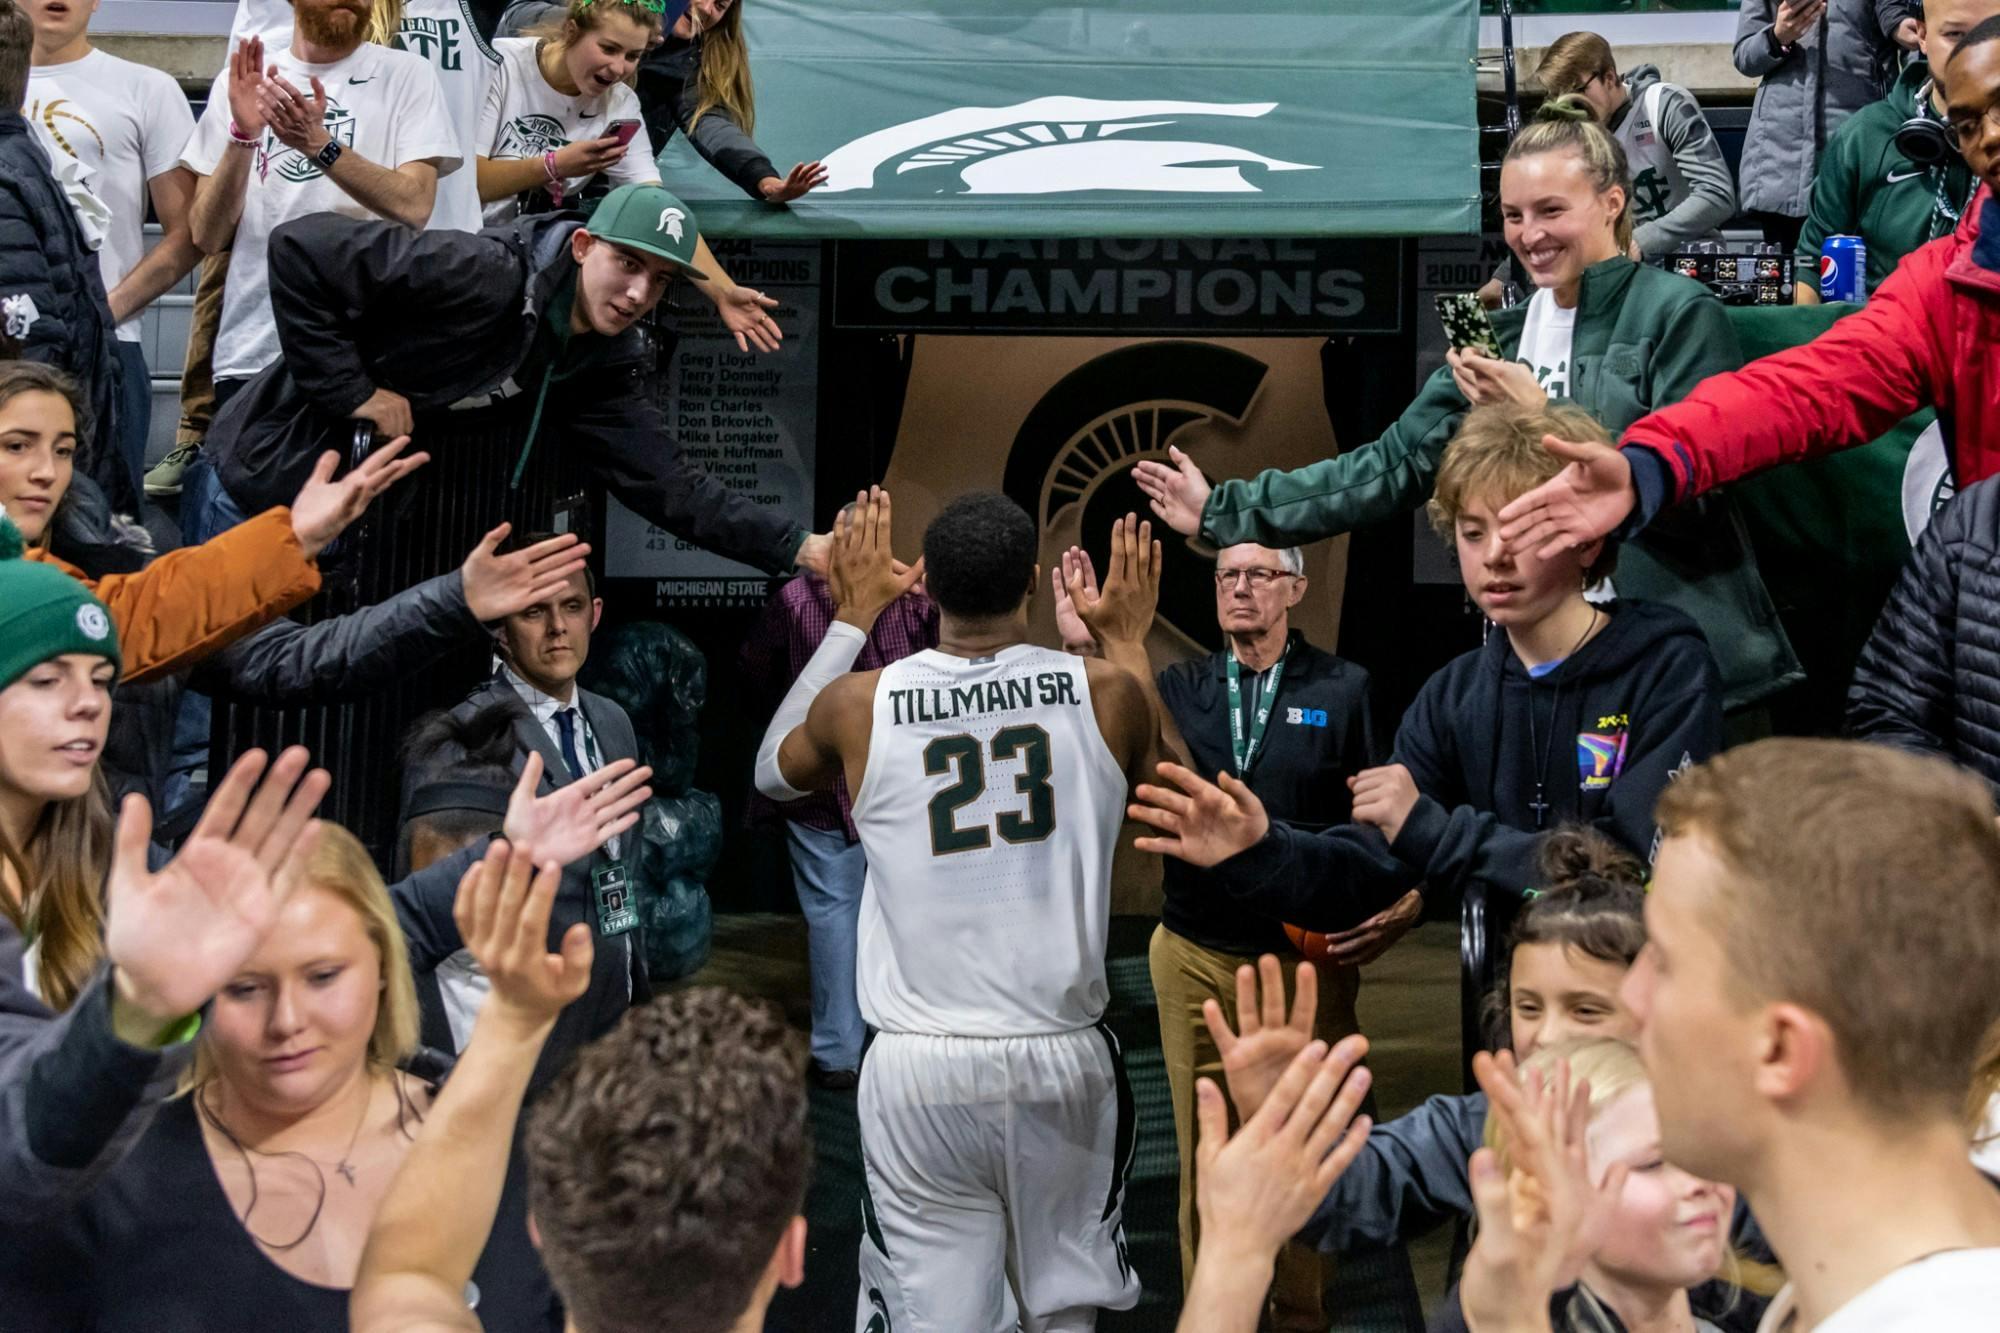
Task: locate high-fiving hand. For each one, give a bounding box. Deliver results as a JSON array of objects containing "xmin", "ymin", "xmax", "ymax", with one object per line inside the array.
[
  {"xmin": 1130, "ymin": 445, "xmax": 1213, "ymax": 538},
  {"xmin": 461, "ymin": 523, "xmax": 591, "ymax": 623},
  {"xmin": 1459, "ymin": 1050, "xmax": 1628, "ymax": 1332},
  {"xmin": 712, "ymin": 284, "xmax": 784, "ymax": 354},
  {"xmin": 1051, "ymin": 546, "xmax": 1099, "ymax": 655},
  {"xmin": 759, "ymin": 161, "xmax": 829, "ymax": 203},
  {"xmin": 105, "ymin": 747, "xmax": 330, "ymax": 1041},
  {"xmin": 1201, "ymin": 954, "xmax": 1319, "ymax": 1122},
  {"xmin": 453, "ymin": 839, "xmax": 594, "ymax": 1033},
  {"xmin": 1129, "ymin": 761, "xmax": 1272, "ymax": 867},
  {"xmin": 1495, "ymin": 436, "xmax": 1634, "ymax": 561},
  {"xmin": 829, "ymin": 487, "xmax": 924, "ymax": 631},
  {"xmin": 501, "ymin": 752, "xmax": 654, "ymax": 867},
  {"xmin": 288, "ymin": 434, "xmax": 431, "ymax": 559},
  {"xmin": 1067, "ymin": 513, "xmax": 1158, "ymax": 650}
]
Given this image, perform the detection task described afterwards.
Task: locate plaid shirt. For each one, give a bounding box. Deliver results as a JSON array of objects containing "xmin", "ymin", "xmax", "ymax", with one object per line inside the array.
[{"xmin": 739, "ymin": 574, "xmax": 938, "ymax": 841}]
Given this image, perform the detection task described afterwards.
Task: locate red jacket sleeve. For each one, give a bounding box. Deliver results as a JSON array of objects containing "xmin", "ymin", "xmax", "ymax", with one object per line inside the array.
[{"xmin": 1620, "ymin": 238, "xmax": 1953, "ymax": 500}]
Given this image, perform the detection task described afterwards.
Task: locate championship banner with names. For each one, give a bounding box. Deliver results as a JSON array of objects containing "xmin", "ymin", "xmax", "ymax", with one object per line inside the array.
[
  {"xmin": 605, "ymin": 240, "xmax": 820, "ymax": 608},
  {"xmin": 652, "ymin": 0, "xmax": 1480, "ymax": 240}
]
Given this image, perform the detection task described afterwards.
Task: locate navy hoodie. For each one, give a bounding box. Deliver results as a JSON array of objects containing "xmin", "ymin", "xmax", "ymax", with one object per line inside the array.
[{"xmin": 1391, "ymin": 599, "xmax": 1723, "ymax": 905}]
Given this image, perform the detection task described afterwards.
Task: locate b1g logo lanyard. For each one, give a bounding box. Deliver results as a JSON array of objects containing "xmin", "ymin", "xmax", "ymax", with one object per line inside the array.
[{"xmin": 1226, "ymin": 645, "xmax": 1290, "ymax": 777}]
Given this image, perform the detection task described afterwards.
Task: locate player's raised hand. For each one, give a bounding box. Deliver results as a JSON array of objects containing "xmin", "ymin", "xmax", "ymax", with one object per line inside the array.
[
  {"xmin": 830, "ymin": 487, "xmax": 923, "ymax": 631},
  {"xmin": 1070, "ymin": 513, "xmax": 1158, "ymax": 649},
  {"xmin": 1201, "ymin": 954, "xmax": 1322, "ymax": 1121},
  {"xmin": 1130, "ymin": 760, "xmax": 1272, "ymax": 866},
  {"xmin": 1131, "ymin": 445, "xmax": 1212, "ymax": 537},
  {"xmin": 1051, "ymin": 547, "xmax": 1099, "ymax": 655}
]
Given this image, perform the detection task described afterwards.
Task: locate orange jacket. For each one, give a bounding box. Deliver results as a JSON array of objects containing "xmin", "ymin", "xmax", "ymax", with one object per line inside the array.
[{"xmin": 25, "ymin": 507, "xmax": 321, "ymax": 684}]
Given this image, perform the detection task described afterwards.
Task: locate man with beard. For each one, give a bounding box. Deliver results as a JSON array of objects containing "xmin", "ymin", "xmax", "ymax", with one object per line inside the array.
[{"xmin": 180, "ymin": 0, "xmax": 460, "ymax": 427}]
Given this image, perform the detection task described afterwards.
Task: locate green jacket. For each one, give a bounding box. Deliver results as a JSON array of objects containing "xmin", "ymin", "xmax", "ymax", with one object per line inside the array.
[
  {"xmin": 1202, "ymin": 257, "xmax": 1740, "ymax": 545},
  {"xmin": 1201, "ymin": 256, "xmax": 1802, "ymax": 711},
  {"xmin": 1796, "ymin": 61, "xmax": 1980, "ymax": 293}
]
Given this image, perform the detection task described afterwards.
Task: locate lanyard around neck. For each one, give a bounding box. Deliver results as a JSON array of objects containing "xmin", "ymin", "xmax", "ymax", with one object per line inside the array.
[{"xmin": 1226, "ymin": 643, "xmax": 1290, "ymax": 777}]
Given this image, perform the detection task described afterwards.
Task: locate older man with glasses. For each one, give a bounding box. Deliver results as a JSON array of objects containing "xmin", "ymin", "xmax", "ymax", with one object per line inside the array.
[{"xmin": 1058, "ymin": 538, "xmax": 1420, "ymax": 1330}]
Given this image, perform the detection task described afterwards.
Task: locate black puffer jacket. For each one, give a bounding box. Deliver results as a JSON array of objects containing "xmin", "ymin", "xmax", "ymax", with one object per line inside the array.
[
  {"xmin": 1848, "ymin": 474, "xmax": 2000, "ymax": 787},
  {"xmin": 0, "ymin": 113, "xmax": 126, "ymax": 513}
]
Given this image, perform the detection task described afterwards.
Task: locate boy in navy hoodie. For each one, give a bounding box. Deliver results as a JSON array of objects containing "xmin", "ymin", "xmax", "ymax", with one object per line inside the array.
[{"xmin": 1130, "ymin": 402, "xmax": 1723, "ymax": 938}]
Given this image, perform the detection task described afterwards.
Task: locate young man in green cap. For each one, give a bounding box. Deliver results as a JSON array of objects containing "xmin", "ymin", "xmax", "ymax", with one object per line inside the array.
[{"xmin": 193, "ymin": 182, "xmax": 831, "ymax": 576}]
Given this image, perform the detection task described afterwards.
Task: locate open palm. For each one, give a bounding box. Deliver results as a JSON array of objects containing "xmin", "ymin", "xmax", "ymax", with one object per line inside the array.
[
  {"xmin": 1202, "ymin": 954, "xmax": 1320, "ymax": 1121},
  {"xmin": 502, "ymin": 753, "xmax": 654, "ymax": 866}
]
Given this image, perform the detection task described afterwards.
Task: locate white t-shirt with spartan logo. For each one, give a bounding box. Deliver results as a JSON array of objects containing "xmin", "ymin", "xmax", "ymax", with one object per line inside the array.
[
  {"xmin": 1516, "ymin": 287, "xmax": 1576, "ymax": 400},
  {"xmin": 478, "ymin": 36, "xmax": 660, "ymax": 226},
  {"xmin": 182, "ymin": 41, "xmax": 462, "ymax": 381}
]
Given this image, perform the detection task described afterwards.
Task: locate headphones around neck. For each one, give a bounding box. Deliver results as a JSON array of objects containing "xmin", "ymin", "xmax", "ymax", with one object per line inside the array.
[{"xmin": 1895, "ymin": 79, "xmax": 1960, "ymax": 168}]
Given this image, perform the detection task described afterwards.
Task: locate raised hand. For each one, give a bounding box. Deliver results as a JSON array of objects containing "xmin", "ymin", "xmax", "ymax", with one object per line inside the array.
[
  {"xmin": 1130, "ymin": 761, "xmax": 1272, "ymax": 868},
  {"xmin": 1051, "ymin": 547, "xmax": 1099, "ymax": 655},
  {"xmin": 1192, "ymin": 1034, "xmax": 1373, "ymax": 1267},
  {"xmin": 1496, "ymin": 436, "xmax": 1634, "ymax": 561},
  {"xmin": 288, "ymin": 435, "xmax": 431, "ymax": 559},
  {"xmin": 1131, "ymin": 444, "xmax": 1212, "ymax": 537},
  {"xmin": 258, "ymin": 70, "xmax": 332, "ymax": 156},
  {"xmin": 1201, "ymin": 954, "xmax": 1319, "ymax": 1121},
  {"xmin": 1460, "ymin": 1050, "xmax": 1628, "ymax": 1331},
  {"xmin": 829, "ymin": 487, "xmax": 924, "ymax": 630},
  {"xmin": 712, "ymin": 284, "xmax": 784, "ymax": 354},
  {"xmin": 1069, "ymin": 513, "xmax": 1158, "ymax": 650},
  {"xmin": 224, "ymin": 36, "xmax": 268, "ymax": 140},
  {"xmin": 759, "ymin": 161, "xmax": 829, "ymax": 203},
  {"xmin": 502, "ymin": 752, "xmax": 654, "ymax": 866},
  {"xmin": 105, "ymin": 747, "xmax": 330, "ymax": 1039},
  {"xmin": 452, "ymin": 839, "xmax": 592, "ymax": 1031},
  {"xmin": 461, "ymin": 523, "xmax": 591, "ymax": 622}
]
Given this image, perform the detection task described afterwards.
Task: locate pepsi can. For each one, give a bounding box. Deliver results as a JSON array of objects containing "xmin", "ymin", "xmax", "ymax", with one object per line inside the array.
[{"xmin": 1821, "ymin": 235, "xmax": 1867, "ymax": 304}]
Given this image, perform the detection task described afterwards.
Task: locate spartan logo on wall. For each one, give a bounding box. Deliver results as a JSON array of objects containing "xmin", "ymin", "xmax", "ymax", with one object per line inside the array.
[
  {"xmin": 1001, "ymin": 342, "xmax": 1272, "ymax": 653},
  {"xmin": 819, "ymin": 97, "xmax": 1317, "ymax": 196}
]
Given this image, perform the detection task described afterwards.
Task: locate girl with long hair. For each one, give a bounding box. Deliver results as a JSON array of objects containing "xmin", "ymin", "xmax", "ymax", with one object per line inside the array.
[{"xmin": 13, "ymin": 825, "xmax": 560, "ymax": 1331}]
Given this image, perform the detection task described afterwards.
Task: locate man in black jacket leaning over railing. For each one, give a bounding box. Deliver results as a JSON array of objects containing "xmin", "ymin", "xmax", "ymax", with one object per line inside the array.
[{"xmin": 197, "ymin": 181, "xmax": 830, "ymax": 577}]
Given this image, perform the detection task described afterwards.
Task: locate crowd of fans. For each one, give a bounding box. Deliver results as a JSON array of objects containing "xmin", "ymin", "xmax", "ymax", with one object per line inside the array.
[{"xmin": 3, "ymin": 1, "xmax": 2000, "ymax": 1332}]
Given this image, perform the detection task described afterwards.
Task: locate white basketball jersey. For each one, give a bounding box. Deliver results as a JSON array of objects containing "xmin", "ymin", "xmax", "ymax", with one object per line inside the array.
[{"xmin": 851, "ymin": 644, "xmax": 1129, "ymax": 1037}]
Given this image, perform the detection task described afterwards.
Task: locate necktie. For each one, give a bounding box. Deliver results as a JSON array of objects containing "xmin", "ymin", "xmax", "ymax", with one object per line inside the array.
[{"xmin": 554, "ymin": 707, "xmax": 586, "ymax": 780}]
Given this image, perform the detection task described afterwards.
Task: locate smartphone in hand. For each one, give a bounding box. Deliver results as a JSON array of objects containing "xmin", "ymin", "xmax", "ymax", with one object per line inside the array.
[
  {"xmin": 1436, "ymin": 292, "xmax": 1503, "ymax": 360},
  {"xmin": 607, "ymin": 118, "xmax": 641, "ymax": 147}
]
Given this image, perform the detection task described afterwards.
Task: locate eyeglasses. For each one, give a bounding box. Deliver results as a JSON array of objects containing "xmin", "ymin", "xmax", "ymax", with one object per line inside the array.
[
  {"xmin": 1215, "ymin": 568, "xmax": 1296, "ymax": 590},
  {"xmin": 1945, "ymin": 98, "xmax": 2000, "ymax": 152}
]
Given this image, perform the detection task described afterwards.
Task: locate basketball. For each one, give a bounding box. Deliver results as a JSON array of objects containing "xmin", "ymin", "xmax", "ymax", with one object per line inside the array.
[{"xmin": 1283, "ymin": 922, "xmax": 1341, "ymax": 965}]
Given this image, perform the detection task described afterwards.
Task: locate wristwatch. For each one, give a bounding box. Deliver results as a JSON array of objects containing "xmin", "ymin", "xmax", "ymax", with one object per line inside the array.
[{"xmin": 316, "ymin": 139, "xmax": 344, "ymax": 170}]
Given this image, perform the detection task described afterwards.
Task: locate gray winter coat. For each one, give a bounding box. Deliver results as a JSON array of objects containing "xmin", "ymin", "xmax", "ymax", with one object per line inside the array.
[{"xmin": 1734, "ymin": 0, "xmax": 1912, "ymax": 217}]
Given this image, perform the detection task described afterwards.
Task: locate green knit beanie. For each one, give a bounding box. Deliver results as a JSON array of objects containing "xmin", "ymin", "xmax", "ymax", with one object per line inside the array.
[{"xmin": 0, "ymin": 508, "xmax": 120, "ymax": 690}]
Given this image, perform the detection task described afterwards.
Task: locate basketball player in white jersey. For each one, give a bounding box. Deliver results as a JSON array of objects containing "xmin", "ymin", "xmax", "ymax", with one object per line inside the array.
[{"xmin": 754, "ymin": 488, "xmax": 1171, "ymax": 1333}]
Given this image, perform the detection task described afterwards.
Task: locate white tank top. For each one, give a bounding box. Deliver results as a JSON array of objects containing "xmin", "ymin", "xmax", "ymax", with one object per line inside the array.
[{"xmin": 851, "ymin": 644, "xmax": 1129, "ymax": 1037}]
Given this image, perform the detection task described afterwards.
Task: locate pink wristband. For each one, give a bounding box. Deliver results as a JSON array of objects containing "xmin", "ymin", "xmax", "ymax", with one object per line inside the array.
[
  {"xmin": 227, "ymin": 120, "xmax": 258, "ymax": 147},
  {"xmin": 543, "ymin": 149, "xmax": 565, "ymax": 206}
]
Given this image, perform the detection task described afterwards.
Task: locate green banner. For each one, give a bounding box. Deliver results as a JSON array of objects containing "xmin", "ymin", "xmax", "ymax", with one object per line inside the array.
[{"xmin": 656, "ymin": 0, "xmax": 1480, "ymax": 240}]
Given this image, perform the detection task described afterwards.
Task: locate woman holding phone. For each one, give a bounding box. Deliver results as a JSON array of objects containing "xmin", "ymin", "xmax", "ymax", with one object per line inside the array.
[
  {"xmin": 476, "ymin": 0, "xmax": 667, "ymax": 224},
  {"xmin": 1132, "ymin": 100, "xmax": 1794, "ymax": 711}
]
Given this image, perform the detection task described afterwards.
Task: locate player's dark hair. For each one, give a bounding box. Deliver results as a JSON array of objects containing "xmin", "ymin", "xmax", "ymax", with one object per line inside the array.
[
  {"xmin": 393, "ymin": 702, "xmax": 522, "ymax": 876},
  {"xmin": 921, "ymin": 491, "xmax": 1039, "ymax": 620},
  {"xmin": 526, "ymin": 989, "xmax": 811, "ymax": 1333}
]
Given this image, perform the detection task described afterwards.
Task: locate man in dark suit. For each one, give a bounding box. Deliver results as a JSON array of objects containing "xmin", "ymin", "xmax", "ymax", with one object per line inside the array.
[{"xmin": 396, "ymin": 537, "xmax": 652, "ymax": 1089}]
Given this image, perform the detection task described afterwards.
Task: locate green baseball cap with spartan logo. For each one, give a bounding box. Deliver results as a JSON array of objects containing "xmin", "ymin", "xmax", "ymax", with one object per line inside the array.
[{"xmin": 585, "ymin": 184, "xmax": 709, "ymax": 280}]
